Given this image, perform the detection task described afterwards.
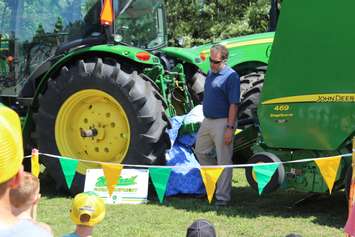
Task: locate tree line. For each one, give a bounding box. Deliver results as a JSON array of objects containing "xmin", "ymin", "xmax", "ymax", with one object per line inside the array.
[
  {"xmin": 165, "ymin": 0, "xmax": 270, "ymax": 47},
  {"xmin": 0, "ymin": 0, "xmax": 270, "ymax": 47}
]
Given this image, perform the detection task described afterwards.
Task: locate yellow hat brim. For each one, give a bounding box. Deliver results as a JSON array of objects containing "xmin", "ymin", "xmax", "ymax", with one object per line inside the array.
[
  {"xmin": 0, "ymin": 105, "xmax": 23, "ymax": 183},
  {"xmin": 70, "ymin": 193, "xmax": 106, "ymax": 226}
]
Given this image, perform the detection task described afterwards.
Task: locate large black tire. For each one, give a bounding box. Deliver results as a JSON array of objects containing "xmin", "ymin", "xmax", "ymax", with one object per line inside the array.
[
  {"xmin": 239, "ymin": 67, "xmax": 266, "ymax": 99},
  {"xmin": 35, "ymin": 57, "xmax": 170, "ymax": 194},
  {"xmin": 245, "ymin": 152, "xmax": 285, "ymax": 193},
  {"xmin": 238, "ymin": 68, "xmax": 266, "ymax": 123},
  {"xmin": 239, "ymin": 83, "xmax": 263, "ymax": 121},
  {"xmin": 233, "ymin": 69, "xmax": 265, "ymax": 165}
]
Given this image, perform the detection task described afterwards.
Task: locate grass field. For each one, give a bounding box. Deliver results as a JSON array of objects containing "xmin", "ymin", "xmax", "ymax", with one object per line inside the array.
[{"xmin": 37, "ymin": 169, "xmax": 348, "ymax": 237}]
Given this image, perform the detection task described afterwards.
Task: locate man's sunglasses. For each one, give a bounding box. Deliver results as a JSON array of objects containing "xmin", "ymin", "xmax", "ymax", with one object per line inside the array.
[{"xmin": 209, "ymin": 57, "xmax": 223, "ymax": 64}]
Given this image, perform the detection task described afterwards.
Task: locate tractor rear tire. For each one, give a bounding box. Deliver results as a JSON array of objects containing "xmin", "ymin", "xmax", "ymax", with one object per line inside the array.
[
  {"xmin": 35, "ymin": 57, "xmax": 170, "ymax": 195},
  {"xmin": 239, "ymin": 66, "xmax": 266, "ymax": 99},
  {"xmin": 245, "ymin": 152, "xmax": 285, "ymax": 193},
  {"xmin": 238, "ymin": 68, "xmax": 265, "ymax": 124}
]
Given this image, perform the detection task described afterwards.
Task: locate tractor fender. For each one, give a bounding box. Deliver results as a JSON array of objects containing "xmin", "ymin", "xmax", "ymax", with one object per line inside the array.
[
  {"xmin": 32, "ymin": 46, "xmax": 159, "ymax": 99},
  {"xmin": 23, "ymin": 46, "xmax": 159, "ymax": 133}
]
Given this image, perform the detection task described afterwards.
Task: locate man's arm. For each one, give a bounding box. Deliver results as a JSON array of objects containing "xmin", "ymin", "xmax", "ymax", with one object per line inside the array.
[
  {"xmin": 227, "ymin": 104, "xmax": 238, "ymax": 128},
  {"xmin": 224, "ymin": 104, "xmax": 238, "ymax": 145},
  {"xmin": 224, "ymin": 71, "xmax": 240, "ymax": 144}
]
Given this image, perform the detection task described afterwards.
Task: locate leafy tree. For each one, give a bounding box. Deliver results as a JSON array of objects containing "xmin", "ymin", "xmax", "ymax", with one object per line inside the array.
[{"xmin": 165, "ymin": 0, "xmax": 270, "ymax": 47}]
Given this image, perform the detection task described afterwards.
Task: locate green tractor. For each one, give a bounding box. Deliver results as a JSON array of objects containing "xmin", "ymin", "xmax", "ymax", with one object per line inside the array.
[
  {"xmin": 0, "ymin": 0, "xmax": 273, "ymax": 194},
  {"xmin": 0, "ymin": 33, "xmax": 13, "ymax": 87},
  {"xmin": 241, "ymin": 0, "xmax": 355, "ymax": 195}
]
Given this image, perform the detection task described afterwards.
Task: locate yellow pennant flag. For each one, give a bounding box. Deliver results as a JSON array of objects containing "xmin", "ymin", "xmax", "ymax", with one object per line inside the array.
[
  {"xmin": 315, "ymin": 156, "xmax": 341, "ymax": 194},
  {"xmin": 200, "ymin": 167, "xmax": 224, "ymax": 203},
  {"xmin": 31, "ymin": 149, "xmax": 40, "ymax": 177},
  {"xmin": 101, "ymin": 163, "xmax": 123, "ymax": 197}
]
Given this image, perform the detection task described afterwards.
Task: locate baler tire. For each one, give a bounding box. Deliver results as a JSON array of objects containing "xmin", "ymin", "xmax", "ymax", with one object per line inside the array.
[{"xmin": 245, "ymin": 152, "xmax": 285, "ymax": 194}]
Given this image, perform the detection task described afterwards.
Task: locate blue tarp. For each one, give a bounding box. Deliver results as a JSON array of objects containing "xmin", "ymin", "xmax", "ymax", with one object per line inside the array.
[{"xmin": 165, "ymin": 106, "xmax": 206, "ymax": 196}]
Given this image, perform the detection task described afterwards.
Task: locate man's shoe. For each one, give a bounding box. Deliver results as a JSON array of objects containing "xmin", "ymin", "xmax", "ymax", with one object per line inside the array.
[{"xmin": 214, "ymin": 200, "xmax": 229, "ymax": 206}]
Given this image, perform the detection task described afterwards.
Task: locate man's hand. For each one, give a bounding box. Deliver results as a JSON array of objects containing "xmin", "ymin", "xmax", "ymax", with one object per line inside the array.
[{"xmin": 224, "ymin": 128, "xmax": 234, "ymax": 144}]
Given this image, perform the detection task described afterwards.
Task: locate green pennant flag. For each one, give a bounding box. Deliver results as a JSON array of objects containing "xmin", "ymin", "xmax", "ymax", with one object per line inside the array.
[
  {"xmin": 253, "ymin": 163, "xmax": 279, "ymax": 195},
  {"xmin": 149, "ymin": 167, "xmax": 172, "ymax": 203},
  {"xmin": 59, "ymin": 158, "xmax": 79, "ymax": 189}
]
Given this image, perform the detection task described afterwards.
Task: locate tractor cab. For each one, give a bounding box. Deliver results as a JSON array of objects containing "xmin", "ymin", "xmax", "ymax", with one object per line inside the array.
[
  {"xmin": 113, "ymin": 0, "xmax": 167, "ymax": 49},
  {"xmin": 0, "ymin": 0, "xmax": 167, "ymax": 97}
]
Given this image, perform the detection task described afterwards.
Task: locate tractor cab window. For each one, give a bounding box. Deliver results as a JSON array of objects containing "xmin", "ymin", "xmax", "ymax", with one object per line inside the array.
[
  {"xmin": 0, "ymin": 0, "xmax": 102, "ymax": 93},
  {"xmin": 114, "ymin": 0, "xmax": 167, "ymax": 50}
]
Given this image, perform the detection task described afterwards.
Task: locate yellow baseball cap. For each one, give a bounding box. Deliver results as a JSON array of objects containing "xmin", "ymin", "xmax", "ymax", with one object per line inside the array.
[
  {"xmin": 0, "ymin": 104, "xmax": 23, "ymax": 183},
  {"xmin": 70, "ymin": 192, "xmax": 106, "ymax": 227}
]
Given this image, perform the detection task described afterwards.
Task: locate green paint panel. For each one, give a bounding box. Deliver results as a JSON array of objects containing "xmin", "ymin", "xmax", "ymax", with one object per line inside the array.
[
  {"xmin": 65, "ymin": 44, "xmax": 160, "ymax": 65},
  {"xmin": 259, "ymin": 0, "xmax": 355, "ymax": 150},
  {"xmin": 31, "ymin": 44, "xmax": 159, "ymax": 107},
  {"xmin": 161, "ymin": 32, "xmax": 274, "ymax": 74}
]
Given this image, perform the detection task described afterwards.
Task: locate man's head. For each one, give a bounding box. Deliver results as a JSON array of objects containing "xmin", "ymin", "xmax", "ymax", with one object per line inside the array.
[
  {"xmin": 209, "ymin": 44, "xmax": 228, "ymax": 73},
  {"xmin": 186, "ymin": 219, "xmax": 216, "ymax": 237},
  {"xmin": 0, "ymin": 105, "xmax": 24, "ymax": 197},
  {"xmin": 70, "ymin": 192, "xmax": 106, "ymax": 227},
  {"xmin": 10, "ymin": 172, "xmax": 40, "ymax": 211}
]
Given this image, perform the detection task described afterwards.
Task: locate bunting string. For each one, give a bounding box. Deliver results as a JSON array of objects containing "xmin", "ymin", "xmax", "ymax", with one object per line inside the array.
[
  {"xmin": 24, "ymin": 152, "xmax": 352, "ymax": 168},
  {"xmin": 24, "ymin": 150, "xmax": 353, "ymax": 204}
]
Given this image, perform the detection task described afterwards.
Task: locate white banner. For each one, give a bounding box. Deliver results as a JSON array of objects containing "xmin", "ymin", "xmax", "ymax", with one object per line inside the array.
[{"xmin": 84, "ymin": 169, "xmax": 149, "ymax": 204}]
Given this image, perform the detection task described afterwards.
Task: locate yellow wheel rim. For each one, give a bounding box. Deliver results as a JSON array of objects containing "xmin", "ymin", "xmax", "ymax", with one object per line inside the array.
[{"xmin": 55, "ymin": 89, "xmax": 130, "ymax": 174}]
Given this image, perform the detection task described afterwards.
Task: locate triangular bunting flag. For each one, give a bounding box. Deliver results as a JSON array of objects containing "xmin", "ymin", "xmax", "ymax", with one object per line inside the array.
[
  {"xmin": 149, "ymin": 167, "xmax": 172, "ymax": 203},
  {"xmin": 253, "ymin": 163, "xmax": 279, "ymax": 195},
  {"xmin": 315, "ymin": 156, "xmax": 341, "ymax": 194},
  {"xmin": 59, "ymin": 158, "xmax": 79, "ymax": 189},
  {"xmin": 200, "ymin": 167, "xmax": 224, "ymax": 203},
  {"xmin": 101, "ymin": 163, "xmax": 123, "ymax": 197},
  {"xmin": 31, "ymin": 149, "xmax": 40, "ymax": 177}
]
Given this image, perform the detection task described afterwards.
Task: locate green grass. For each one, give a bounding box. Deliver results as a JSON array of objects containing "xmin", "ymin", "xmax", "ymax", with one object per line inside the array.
[{"xmin": 37, "ymin": 170, "xmax": 348, "ymax": 237}]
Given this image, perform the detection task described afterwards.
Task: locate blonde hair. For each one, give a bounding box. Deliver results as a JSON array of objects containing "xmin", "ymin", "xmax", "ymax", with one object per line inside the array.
[{"xmin": 10, "ymin": 172, "xmax": 39, "ymax": 208}]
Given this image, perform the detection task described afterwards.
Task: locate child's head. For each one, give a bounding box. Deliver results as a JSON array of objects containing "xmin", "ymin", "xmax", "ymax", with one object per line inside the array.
[
  {"xmin": 70, "ymin": 192, "xmax": 105, "ymax": 227},
  {"xmin": 186, "ymin": 219, "xmax": 216, "ymax": 237},
  {"xmin": 10, "ymin": 171, "xmax": 40, "ymax": 211}
]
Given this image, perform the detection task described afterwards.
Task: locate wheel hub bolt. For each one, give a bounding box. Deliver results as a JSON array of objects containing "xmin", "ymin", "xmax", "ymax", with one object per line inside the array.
[{"xmin": 80, "ymin": 128, "xmax": 98, "ymax": 137}]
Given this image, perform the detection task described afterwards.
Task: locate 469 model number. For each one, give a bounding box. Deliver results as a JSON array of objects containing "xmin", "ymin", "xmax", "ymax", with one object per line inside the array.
[{"xmin": 273, "ymin": 105, "xmax": 290, "ymax": 111}]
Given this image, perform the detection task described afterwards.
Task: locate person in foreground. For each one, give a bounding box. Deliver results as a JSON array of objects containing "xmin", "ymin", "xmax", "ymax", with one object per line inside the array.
[
  {"xmin": 345, "ymin": 204, "xmax": 355, "ymax": 237},
  {"xmin": 0, "ymin": 104, "xmax": 52, "ymax": 236},
  {"xmin": 10, "ymin": 171, "xmax": 53, "ymax": 234},
  {"xmin": 186, "ymin": 219, "xmax": 216, "ymax": 237},
  {"xmin": 63, "ymin": 192, "xmax": 106, "ymax": 237}
]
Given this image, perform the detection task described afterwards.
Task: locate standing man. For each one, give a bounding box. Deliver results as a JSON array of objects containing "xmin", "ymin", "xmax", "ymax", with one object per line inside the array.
[
  {"xmin": 195, "ymin": 44, "xmax": 240, "ymax": 206},
  {"xmin": 0, "ymin": 104, "xmax": 52, "ymax": 236}
]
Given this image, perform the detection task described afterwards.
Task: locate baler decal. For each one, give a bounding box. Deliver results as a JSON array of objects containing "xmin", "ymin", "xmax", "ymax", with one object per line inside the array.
[{"xmin": 262, "ymin": 93, "xmax": 355, "ymax": 105}]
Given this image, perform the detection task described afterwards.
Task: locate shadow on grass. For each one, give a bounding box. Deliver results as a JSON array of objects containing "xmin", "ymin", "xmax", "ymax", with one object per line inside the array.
[
  {"xmin": 148, "ymin": 185, "xmax": 348, "ymax": 229},
  {"xmin": 39, "ymin": 169, "xmax": 348, "ymax": 229}
]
